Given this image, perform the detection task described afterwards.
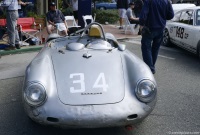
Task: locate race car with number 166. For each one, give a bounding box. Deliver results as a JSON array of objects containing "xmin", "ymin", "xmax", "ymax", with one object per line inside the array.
[{"xmin": 163, "ymin": 6, "xmax": 200, "ymax": 59}]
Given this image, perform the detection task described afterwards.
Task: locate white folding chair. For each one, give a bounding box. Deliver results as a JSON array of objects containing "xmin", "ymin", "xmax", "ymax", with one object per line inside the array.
[
  {"xmin": 65, "ymin": 16, "xmax": 81, "ymax": 35},
  {"xmin": 82, "ymin": 15, "xmax": 94, "ymax": 27},
  {"xmin": 124, "ymin": 15, "xmax": 136, "ymax": 35},
  {"xmin": 65, "ymin": 16, "xmax": 80, "ymax": 28}
]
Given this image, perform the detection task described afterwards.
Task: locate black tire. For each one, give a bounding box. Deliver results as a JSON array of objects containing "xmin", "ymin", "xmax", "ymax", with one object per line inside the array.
[
  {"xmin": 197, "ymin": 43, "xmax": 200, "ymax": 59},
  {"xmin": 162, "ymin": 28, "xmax": 172, "ymax": 47}
]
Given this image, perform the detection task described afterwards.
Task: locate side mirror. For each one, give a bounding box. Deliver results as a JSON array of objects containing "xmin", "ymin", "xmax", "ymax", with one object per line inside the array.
[{"xmin": 118, "ymin": 44, "xmax": 126, "ymax": 51}]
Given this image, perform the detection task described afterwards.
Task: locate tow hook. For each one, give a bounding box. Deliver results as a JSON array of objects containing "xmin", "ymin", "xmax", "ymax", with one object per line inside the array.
[{"xmin": 125, "ymin": 125, "xmax": 134, "ymax": 131}]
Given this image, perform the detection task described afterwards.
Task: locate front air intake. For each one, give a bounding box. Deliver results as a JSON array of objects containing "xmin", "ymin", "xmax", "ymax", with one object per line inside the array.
[
  {"xmin": 47, "ymin": 117, "xmax": 59, "ymax": 122},
  {"xmin": 127, "ymin": 114, "xmax": 138, "ymax": 120}
]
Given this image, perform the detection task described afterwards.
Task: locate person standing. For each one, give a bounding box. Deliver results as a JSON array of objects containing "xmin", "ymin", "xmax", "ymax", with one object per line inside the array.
[
  {"xmin": 117, "ymin": 0, "xmax": 129, "ymax": 29},
  {"xmin": 3, "ymin": 0, "xmax": 21, "ymax": 49},
  {"xmin": 18, "ymin": 0, "xmax": 27, "ymax": 18},
  {"xmin": 139, "ymin": 0, "xmax": 174, "ymax": 74},
  {"xmin": 71, "ymin": 0, "xmax": 78, "ymax": 23}
]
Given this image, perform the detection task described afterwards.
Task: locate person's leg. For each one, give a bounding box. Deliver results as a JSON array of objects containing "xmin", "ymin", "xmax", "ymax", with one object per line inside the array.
[
  {"xmin": 58, "ymin": 23, "xmax": 68, "ymax": 36},
  {"xmin": 6, "ymin": 11, "xmax": 16, "ymax": 47},
  {"xmin": 118, "ymin": 9, "xmax": 123, "ymax": 29},
  {"xmin": 14, "ymin": 12, "xmax": 20, "ymax": 49},
  {"xmin": 119, "ymin": 18, "xmax": 123, "ymax": 28},
  {"xmin": 141, "ymin": 32, "xmax": 155, "ymax": 73},
  {"xmin": 61, "ymin": 30, "xmax": 68, "ymax": 36},
  {"xmin": 73, "ymin": 10, "xmax": 78, "ymax": 24},
  {"xmin": 47, "ymin": 24, "xmax": 54, "ymax": 34},
  {"xmin": 152, "ymin": 30, "xmax": 163, "ymax": 66}
]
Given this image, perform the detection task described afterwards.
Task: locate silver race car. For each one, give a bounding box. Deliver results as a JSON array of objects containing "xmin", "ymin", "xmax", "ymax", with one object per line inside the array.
[{"xmin": 23, "ymin": 22, "xmax": 157, "ymax": 128}]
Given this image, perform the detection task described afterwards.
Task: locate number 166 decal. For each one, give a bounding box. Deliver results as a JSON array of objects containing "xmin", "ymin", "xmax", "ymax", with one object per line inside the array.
[{"xmin": 69, "ymin": 73, "xmax": 108, "ymax": 93}]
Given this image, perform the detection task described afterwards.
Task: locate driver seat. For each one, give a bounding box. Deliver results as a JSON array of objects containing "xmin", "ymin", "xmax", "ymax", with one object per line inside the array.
[{"xmin": 88, "ymin": 25, "xmax": 102, "ymax": 37}]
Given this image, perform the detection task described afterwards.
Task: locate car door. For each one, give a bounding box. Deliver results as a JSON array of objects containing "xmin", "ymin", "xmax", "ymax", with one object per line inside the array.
[
  {"xmin": 168, "ymin": 11, "xmax": 182, "ymax": 45},
  {"xmin": 192, "ymin": 9, "xmax": 200, "ymax": 53},
  {"xmin": 175, "ymin": 10, "xmax": 195, "ymax": 52}
]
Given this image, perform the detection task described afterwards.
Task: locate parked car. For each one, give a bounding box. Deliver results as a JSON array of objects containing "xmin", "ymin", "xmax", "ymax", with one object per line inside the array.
[
  {"xmin": 172, "ymin": 3, "xmax": 196, "ymax": 13},
  {"xmin": 163, "ymin": 6, "xmax": 200, "ymax": 59},
  {"xmin": 23, "ymin": 22, "xmax": 157, "ymax": 128},
  {"xmin": 95, "ymin": 2, "xmax": 117, "ymax": 10}
]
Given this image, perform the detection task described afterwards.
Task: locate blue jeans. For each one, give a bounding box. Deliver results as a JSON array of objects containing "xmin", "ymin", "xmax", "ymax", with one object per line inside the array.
[
  {"xmin": 141, "ymin": 29, "xmax": 163, "ymax": 73},
  {"xmin": 18, "ymin": 10, "xmax": 24, "ymax": 18}
]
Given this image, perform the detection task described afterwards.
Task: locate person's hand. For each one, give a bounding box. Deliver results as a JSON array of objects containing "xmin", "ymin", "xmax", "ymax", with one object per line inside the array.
[{"xmin": 54, "ymin": 23, "xmax": 58, "ymax": 28}]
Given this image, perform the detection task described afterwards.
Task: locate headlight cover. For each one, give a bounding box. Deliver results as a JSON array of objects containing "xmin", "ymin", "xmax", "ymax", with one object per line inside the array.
[
  {"xmin": 135, "ymin": 79, "xmax": 157, "ymax": 103},
  {"xmin": 24, "ymin": 82, "xmax": 46, "ymax": 106}
]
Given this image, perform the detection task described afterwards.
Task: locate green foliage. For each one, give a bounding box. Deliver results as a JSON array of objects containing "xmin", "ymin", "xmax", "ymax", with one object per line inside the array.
[
  {"xmin": 27, "ymin": 12, "xmax": 46, "ymax": 19},
  {"xmin": 62, "ymin": 7, "xmax": 73, "ymax": 16},
  {"xmin": 0, "ymin": 11, "xmax": 6, "ymax": 19},
  {"xmin": 94, "ymin": 9, "xmax": 119, "ymax": 24}
]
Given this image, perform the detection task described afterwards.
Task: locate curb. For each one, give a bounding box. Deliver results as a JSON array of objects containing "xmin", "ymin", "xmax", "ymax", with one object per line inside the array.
[{"xmin": 0, "ymin": 45, "xmax": 43, "ymax": 56}]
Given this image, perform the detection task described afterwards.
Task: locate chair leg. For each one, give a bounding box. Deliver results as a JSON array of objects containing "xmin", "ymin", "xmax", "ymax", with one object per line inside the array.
[
  {"xmin": 21, "ymin": 31, "xmax": 40, "ymax": 44},
  {"xmin": 130, "ymin": 26, "xmax": 135, "ymax": 35}
]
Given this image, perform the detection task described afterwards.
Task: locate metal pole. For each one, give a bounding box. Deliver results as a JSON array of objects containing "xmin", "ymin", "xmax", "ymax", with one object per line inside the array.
[{"xmin": 56, "ymin": 0, "xmax": 58, "ymax": 9}]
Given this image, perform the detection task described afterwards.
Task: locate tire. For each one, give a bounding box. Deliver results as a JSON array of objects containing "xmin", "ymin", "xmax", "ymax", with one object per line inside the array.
[
  {"xmin": 162, "ymin": 28, "xmax": 172, "ymax": 47},
  {"xmin": 197, "ymin": 42, "xmax": 200, "ymax": 59}
]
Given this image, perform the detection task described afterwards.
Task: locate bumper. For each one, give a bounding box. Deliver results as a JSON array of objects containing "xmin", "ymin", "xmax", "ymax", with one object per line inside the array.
[{"xmin": 23, "ymin": 98, "xmax": 156, "ymax": 128}]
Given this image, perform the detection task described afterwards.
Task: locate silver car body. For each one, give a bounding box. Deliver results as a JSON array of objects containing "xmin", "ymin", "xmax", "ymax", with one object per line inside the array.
[{"xmin": 23, "ymin": 23, "xmax": 157, "ymax": 128}]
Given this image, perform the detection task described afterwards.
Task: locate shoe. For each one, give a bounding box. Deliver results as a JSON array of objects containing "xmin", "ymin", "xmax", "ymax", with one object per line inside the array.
[
  {"xmin": 152, "ymin": 70, "xmax": 156, "ymax": 74},
  {"xmin": 15, "ymin": 44, "xmax": 21, "ymax": 49},
  {"xmin": 119, "ymin": 26, "xmax": 123, "ymax": 29},
  {"xmin": 5, "ymin": 45, "xmax": 16, "ymax": 51}
]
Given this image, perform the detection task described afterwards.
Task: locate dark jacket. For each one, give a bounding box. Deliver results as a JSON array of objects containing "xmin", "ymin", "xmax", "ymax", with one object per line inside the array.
[
  {"xmin": 139, "ymin": 0, "xmax": 174, "ymax": 30},
  {"xmin": 117, "ymin": 0, "xmax": 129, "ymax": 9}
]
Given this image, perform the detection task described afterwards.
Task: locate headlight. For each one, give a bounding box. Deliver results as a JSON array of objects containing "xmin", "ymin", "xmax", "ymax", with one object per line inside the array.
[
  {"xmin": 24, "ymin": 82, "xmax": 46, "ymax": 106},
  {"xmin": 135, "ymin": 80, "xmax": 157, "ymax": 103}
]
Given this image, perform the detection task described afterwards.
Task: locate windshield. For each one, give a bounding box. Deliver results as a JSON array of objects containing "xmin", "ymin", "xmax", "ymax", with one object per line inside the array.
[{"xmin": 86, "ymin": 39, "xmax": 113, "ymax": 50}]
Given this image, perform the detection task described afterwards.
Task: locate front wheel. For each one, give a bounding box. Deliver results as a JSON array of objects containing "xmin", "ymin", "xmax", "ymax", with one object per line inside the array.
[
  {"xmin": 162, "ymin": 29, "xmax": 172, "ymax": 47},
  {"xmin": 197, "ymin": 43, "xmax": 200, "ymax": 59}
]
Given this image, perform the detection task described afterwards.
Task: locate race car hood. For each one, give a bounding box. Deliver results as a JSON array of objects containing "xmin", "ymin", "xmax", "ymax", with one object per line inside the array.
[{"xmin": 51, "ymin": 50, "xmax": 125, "ymax": 105}]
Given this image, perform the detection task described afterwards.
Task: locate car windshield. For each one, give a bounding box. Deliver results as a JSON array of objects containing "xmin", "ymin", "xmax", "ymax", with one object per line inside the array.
[
  {"xmin": 196, "ymin": 9, "xmax": 200, "ymax": 26},
  {"xmin": 86, "ymin": 39, "xmax": 113, "ymax": 50},
  {"xmin": 48, "ymin": 36, "xmax": 114, "ymax": 51}
]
